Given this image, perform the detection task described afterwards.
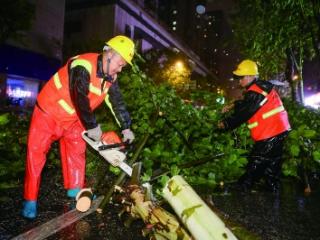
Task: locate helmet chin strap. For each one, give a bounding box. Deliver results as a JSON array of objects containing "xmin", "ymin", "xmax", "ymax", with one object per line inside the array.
[
  {"xmin": 105, "ymin": 58, "xmax": 113, "ymax": 81},
  {"xmin": 101, "ymin": 57, "xmax": 113, "ymax": 92}
]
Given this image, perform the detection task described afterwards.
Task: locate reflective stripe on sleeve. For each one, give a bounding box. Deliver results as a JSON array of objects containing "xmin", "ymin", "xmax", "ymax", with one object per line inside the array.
[
  {"xmin": 70, "ymin": 59, "xmax": 92, "ymax": 74},
  {"xmin": 262, "ymin": 106, "xmax": 284, "ymax": 119},
  {"xmin": 89, "ymin": 83, "xmax": 101, "ymax": 96},
  {"xmin": 247, "ymin": 121, "xmax": 258, "ymax": 129},
  {"xmin": 259, "ymin": 97, "xmax": 268, "ymax": 106},
  {"xmin": 54, "ymin": 73, "xmax": 62, "ymax": 89},
  {"xmin": 58, "ymin": 99, "xmax": 75, "ymax": 114}
]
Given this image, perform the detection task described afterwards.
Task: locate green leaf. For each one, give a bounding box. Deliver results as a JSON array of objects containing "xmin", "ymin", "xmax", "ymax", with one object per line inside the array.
[
  {"xmin": 302, "ymin": 130, "xmax": 316, "ymax": 138},
  {"xmin": 141, "ymin": 173, "xmax": 151, "ymax": 182},
  {"xmin": 288, "ymin": 130, "xmax": 299, "ymax": 140},
  {"xmin": 159, "ymin": 175, "xmax": 170, "ymax": 188},
  {"xmin": 109, "ymin": 166, "xmax": 121, "ymax": 175},
  {"xmin": 170, "ymin": 165, "xmax": 180, "ymax": 176},
  {"xmin": 289, "ymin": 145, "xmax": 300, "ymax": 157},
  {"xmin": 313, "ymin": 151, "xmax": 320, "ymax": 163},
  {"xmin": 0, "ymin": 114, "xmax": 9, "ymax": 125}
]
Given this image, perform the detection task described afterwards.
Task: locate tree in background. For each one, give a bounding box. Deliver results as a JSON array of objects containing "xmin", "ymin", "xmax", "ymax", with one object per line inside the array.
[
  {"xmin": 0, "ymin": 0, "xmax": 34, "ymax": 44},
  {"xmin": 231, "ymin": 0, "xmax": 320, "ymax": 102},
  {"xmin": 142, "ymin": 48, "xmax": 192, "ymax": 94}
]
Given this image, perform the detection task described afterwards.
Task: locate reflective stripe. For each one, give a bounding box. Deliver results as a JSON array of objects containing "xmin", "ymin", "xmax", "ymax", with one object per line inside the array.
[
  {"xmin": 54, "ymin": 73, "xmax": 62, "ymax": 89},
  {"xmin": 248, "ymin": 122, "xmax": 258, "ymax": 129},
  {"xmin": 58, "ymin": 99, "xmax": 75, "ymax": 114},
  {"xmin": 262, "ymin": 106, "xmax": 284, "ymax": 119},
  {"xmin": 89, "ymin": 83, "xmax": 101, "ymax": 96},
  {"xmin": 71, "ymin": 55, "xmax": 79, "ymax": 60},
  {"xmin": 102, "ymin": 80, "xmax": 110, "ymax": 94},
  {"xmin": 259, "ymin": 97, "xmax": 268, "ymax": 106},
  {"xmin": 105, "ymin": 95, "xmax": 121, "ymax": 126},
  {"xmin": 261, "ymin": 91, "xmax": 268, "ymax": 96},
  {"xmin": 103, "ymin": 87, "xmax": 109, "ymax": 94},
  {"xmin": 70, "ymin": 59, "xmax": 92, "ymax": 74}
]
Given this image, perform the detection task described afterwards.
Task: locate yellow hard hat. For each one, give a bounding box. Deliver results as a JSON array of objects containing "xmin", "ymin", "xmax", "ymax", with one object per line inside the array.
[
  {"xmin": 106, "ymin": 35, "xmax": 135, "ymax": 66},
  {"xmin": 233, "ymin": 59, "xmax": 258, "ymax": 76}
]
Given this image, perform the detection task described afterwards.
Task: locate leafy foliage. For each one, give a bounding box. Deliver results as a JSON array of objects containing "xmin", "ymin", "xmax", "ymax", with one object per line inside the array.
[
  {"xmin": 282, "ymin": 99, "xmax": 320, "ymax": 177},
  {"xmin": 142, "ymin": 48, "xmax": 192, "ymax": 92},
  {"xmin": 0, "ymin": 112, "xmax": 61, "ymax": 190},
  {"xmin": 231, "ymin": 0, "xmax": 320, "ymax": 79},
  {"xmin": 107, "ymin": 63, "xmax": 251, "ymax": 188},
  {"xmin": 0, "ymin": 113, "xmax": 29, "ymax": 189},
  {"xmin": 97, "ymin": 62, "xmax": 320, "ymax": 189},
  {"xmin": 1, "ymin": 59, "xmax": 320, "ymax": 192}
]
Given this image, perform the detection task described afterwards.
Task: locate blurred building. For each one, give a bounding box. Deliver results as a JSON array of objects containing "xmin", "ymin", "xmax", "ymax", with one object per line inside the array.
[
  {"xmin": 0, "ymin": 0, "xmax": 64, "ymax": 110},
  {"xmin": 147, "ymin": 0, "xmax": 241, "ymax": 97},
  {"xmin": 64, "ymin": 0, "xmax": 212, "ymax": 77}
]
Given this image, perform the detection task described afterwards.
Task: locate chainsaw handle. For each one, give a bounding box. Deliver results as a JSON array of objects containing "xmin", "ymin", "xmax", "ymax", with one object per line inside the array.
[
  {"xmin": 82, "ymin": 131, "xmax": 101, "ymax": 151},
  {"xmin": 98, "ymin": 143, "xmax": 125, "ymax": 151},
  {"xmin": 82, "ymin": 131, "xmax": 132, "ymax": 152}
]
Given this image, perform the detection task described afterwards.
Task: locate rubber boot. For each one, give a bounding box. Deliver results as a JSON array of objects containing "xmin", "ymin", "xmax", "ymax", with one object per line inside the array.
[
  {"xmin": 22, "ymin": 200, "xmax": 37, "ymax": 219},
  {"xmin": 67, "ymin": 188, "xmax": 81, "ymax": 198},
  {"xmin": 263, "ymin": 155, "xmax": 282, "ymax": 191}
]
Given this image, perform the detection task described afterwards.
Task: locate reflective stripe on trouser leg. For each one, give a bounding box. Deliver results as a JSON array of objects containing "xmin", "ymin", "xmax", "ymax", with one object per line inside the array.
[
  {"xmin": 60, "ymin": 121, "xmax": 86, "ymax": 190},
  {"xmin": 24, "ymin": 107, "xmax": 61, "ymax": 200}
]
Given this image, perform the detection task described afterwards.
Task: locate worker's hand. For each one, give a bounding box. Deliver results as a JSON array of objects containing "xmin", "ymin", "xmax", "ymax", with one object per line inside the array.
[
  {"xmin": 86, "ymin": 125, "xmax": 102, "ymax": 142},
  {"xmin": 217, "ymin": 121, "xmax": 225, "ymax": 129},
  {"xmin": 221, "ymin": 103, "xmax": 234, "ymax": 113},
  {"xmin": 122, "ymin": 128, "xmax": 135, "ymax": 144}
]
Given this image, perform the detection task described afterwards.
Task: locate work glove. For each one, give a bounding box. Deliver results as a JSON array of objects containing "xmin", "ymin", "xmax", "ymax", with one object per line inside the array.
[
  {"xmin": 221, "ymin": 103, "xmax": 234, "ymax": 113},
  {"xmin": 122, "ymin": 128, "xmax": 135, "ymax": 144},
  {"xmin": 86, "ymin": 125, "xmax": 102, "ymax": 142}
]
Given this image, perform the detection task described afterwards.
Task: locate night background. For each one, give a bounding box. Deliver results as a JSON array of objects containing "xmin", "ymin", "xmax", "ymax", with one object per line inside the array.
[
  {"xmin": 2, "ymin": 0, "xmax": 320, "ymax": 108},
  {"xmin": 1, "ymin": 1, "xmax": 320, "ymax": 240}
]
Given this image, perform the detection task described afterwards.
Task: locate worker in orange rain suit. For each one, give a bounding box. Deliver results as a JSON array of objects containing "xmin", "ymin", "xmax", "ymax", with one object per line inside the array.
[
  {"xmin": 218, "ymin": 59, "xmax": 291, "ymax": 192},
  {"xmin": 22, "ymin": 35, "xmax": 135, "ymax": 219}
]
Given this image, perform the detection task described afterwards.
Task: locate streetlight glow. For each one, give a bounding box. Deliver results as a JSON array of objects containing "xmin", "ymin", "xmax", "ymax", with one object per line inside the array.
[
  {"xmin": 175, "ymin": 61, "xmax": 184, "ymax": 72},
  {"xmin": 292, "ymin": 74, "xmax": 299, "ymax": 81}
]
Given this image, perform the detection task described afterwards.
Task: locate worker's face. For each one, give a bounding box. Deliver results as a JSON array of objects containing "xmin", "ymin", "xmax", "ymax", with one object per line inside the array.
[
  {"xmin": 104, "ymin": 51, "xmax": 127, "ymax": 76},
  {"xmin": 239, "ymin": 76, "xmax": 253, "ymax": 88}
]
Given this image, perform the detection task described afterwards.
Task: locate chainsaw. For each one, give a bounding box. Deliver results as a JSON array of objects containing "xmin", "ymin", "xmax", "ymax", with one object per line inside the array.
[{"xmin": 82, "ymin": 131, "xmax": 133, "ymax": 176}]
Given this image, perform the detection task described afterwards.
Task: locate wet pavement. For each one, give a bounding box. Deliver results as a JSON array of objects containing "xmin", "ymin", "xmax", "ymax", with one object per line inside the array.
[
  {"xmin": 212, "ymin": 179, "xmax": 320, "ymax": 240},
  {"xmin": 1, "ymin": 167, "xmax": 319, "ymax": 240},
  {"xmin": 0, "ymin": 168, "xmax": 146, "ymax": 240}
]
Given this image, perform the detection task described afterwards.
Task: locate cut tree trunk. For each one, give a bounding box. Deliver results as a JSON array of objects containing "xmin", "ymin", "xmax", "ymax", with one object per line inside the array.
[
  {"xmin": 163, "ymin": 175, "xmax": 237, "ymax": 240},
  {"xmin": 123, "ymin": 184, "xmax": 193, "ymax": 240}
]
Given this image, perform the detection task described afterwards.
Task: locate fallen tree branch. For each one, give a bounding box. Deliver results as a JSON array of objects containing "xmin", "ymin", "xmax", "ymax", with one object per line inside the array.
[
  {"xmin": 150, "ymin": 153, "xmax": 225, "ymax": 181},
  {"xmin": 98, "ymin": 112, "xmax": 158, "ymax": 211},
  {"xmin": 113, "ymin": 163, "xmax": 192, "ymax": 240}
]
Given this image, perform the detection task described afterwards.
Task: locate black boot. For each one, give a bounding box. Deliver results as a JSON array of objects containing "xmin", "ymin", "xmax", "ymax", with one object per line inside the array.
[{"xmin": 264, "ymin": 157, "xmax": 282, "ymax": 193}]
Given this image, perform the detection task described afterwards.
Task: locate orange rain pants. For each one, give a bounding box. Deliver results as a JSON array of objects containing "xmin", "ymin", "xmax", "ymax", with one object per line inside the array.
[{"xmin": 23, "ymin": 106, "xmax": 86, "ymax": 201}]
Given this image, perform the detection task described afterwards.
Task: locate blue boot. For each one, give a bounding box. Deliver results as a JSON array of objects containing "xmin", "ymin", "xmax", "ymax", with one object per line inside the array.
[
  {"xmin": 67, "ymin": 188, "xmax": 81, "ymax": 198},
  {"xmin": 22, "ymin": 200, "xmax": 37, "ymax": 219}
]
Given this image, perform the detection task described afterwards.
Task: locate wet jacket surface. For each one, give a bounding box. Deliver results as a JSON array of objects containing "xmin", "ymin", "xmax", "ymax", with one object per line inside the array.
[
  {"xmin": 69, "ymin": 54, "xmax": 131, "ymax": 130},
  {"xmin": 223, "ymin": 79, "xmax": 275, "ymax": 130}
]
